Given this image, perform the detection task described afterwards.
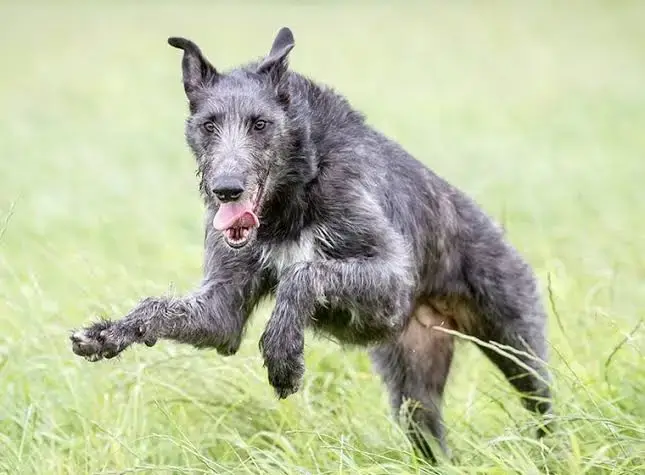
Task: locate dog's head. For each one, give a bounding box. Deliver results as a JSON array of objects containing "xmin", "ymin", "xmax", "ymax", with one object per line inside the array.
[{"xmin": 168, "ymin": 27, "xmax": 305, "ymax": 249}]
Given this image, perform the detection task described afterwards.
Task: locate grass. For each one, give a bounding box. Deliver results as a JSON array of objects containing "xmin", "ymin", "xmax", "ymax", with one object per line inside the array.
[{"xmin": 1, "ymin": 1, "xmax": 644, "ymax": 473}]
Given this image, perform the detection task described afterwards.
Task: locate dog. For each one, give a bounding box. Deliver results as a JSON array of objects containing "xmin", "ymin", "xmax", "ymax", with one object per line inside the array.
[{"xmin": 70, "ymin": 27, "xmax": 553, "ymax": 462}]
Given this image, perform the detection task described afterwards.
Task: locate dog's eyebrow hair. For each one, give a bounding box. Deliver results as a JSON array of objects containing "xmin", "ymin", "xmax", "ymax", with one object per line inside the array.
[
  {"xmin": 205, "ymin": 112, "xmax": 225, "ymax": 123},
  {"xmin": 247, "ymin": 114, "xmax": 272, "ymax": 123}
]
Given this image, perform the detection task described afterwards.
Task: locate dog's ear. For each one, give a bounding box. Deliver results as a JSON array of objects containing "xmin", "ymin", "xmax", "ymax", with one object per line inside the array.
[
  {"xmin": 168, "ymin": 37, "xmax": 219, "ymax": 104},
  {"xmin": 256, "ymin": 27, "xmax": 295, "ymax": 83}
]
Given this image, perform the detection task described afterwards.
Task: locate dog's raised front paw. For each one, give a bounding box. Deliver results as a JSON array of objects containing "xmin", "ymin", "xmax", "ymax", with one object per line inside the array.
[
  {"xmin": 70, "ymin": 320, "xmax": 135, "ymax": 362},
  {"xmin": 263, "ymin": 350, "xmax": 305, "ymax": 399}
]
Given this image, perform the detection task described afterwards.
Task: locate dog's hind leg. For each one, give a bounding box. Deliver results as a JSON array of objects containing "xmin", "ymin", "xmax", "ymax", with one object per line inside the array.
[
  {"xmin": 464, "ymin": 259, "xmax": 554, "ymax": 437},
  {"xmin": 472, "ymin": 305, "xmax": 553, "ymax": 436},
  {"xmin": 370, "ymin": 304, "xmax": 456, "ymax": 463}
]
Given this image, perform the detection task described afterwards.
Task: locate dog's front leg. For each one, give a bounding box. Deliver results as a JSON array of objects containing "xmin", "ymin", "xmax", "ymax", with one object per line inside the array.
[
  {"xmin": 70, "ymin": 280, "xmax": 253, "ymax": 362},
  {"xmin": 260, "ymin": 257, "xmax": 412, "ymax": 398}
]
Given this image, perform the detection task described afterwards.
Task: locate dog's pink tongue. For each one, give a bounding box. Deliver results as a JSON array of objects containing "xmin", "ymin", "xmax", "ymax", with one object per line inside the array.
[{"xmin": 213, "ymin": 201, "xmax": 259, "ymax": 231}]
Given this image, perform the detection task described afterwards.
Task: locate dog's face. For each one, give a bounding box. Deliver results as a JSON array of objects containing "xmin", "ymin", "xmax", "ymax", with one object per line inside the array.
[{"xmin": 168, "ymin": 28, "xmax": 296, "ymax": 249}]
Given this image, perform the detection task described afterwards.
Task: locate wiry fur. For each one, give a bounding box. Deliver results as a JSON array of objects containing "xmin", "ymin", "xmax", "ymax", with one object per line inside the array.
[{"xmin": 70, "ymin": 27, "xmax": 553, "ymax": 462}]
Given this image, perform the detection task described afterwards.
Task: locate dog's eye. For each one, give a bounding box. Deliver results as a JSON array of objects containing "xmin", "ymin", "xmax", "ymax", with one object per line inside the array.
[
  {"xmin": 253, "ymin": 119, "xmax": 267, "ymax": 131},
  {"xmin": 203, "ymin": 121, "xmax": 216, "ymax": 133}
]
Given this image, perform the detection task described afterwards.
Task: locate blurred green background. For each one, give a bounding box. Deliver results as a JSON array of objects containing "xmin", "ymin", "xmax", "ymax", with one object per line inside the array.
[{"xmin": 1, "ymin": 1, "xmax": 644, "ymax": 474}]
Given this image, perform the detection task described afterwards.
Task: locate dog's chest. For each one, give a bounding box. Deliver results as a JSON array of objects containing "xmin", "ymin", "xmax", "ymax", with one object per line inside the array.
[{"xmin": 260, "ymin": 230, "xmax": 318, "ymax": 277}]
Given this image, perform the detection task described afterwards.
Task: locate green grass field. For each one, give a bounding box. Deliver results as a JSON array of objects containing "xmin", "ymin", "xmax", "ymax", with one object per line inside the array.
[{"xmin": 1, "ymin": 1, "xmax": 644, "ymax": 473}]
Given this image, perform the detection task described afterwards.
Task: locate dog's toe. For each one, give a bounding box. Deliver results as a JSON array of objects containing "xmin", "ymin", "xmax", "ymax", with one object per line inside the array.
[
  {"xmin": 274, "ymin": 383, "xmax": 299, "ymax": 399},
  {"xmin": 71, "ymin": 330, "xmax": 102, "ymax": 357},
  {"xmin": 85, "ymin": 353, "xmax": 103, "ymax": 362}
]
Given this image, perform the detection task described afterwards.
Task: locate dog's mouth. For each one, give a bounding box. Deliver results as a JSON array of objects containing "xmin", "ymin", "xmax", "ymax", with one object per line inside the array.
[{"xmin": 212, "ymin": 184, "xmax": 265, "ymax": 249}]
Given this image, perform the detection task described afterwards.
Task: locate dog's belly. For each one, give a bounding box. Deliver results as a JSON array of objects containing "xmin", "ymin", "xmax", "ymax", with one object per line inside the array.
[
  {"xmin": 310, "ymin": 305, "xmax": 399, "ymax": 345},
  {"xmin": 309, "ymin": 296, "xmax": 476, "ymax": 347}
]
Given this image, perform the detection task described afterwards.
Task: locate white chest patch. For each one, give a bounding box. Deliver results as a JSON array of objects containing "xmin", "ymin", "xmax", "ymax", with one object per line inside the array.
[{"xmin": 260, "ymin": 229, "xmax": 318, "ymax": 277}]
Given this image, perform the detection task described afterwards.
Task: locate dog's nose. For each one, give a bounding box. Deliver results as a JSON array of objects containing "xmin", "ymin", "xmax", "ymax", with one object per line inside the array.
[{"xmin": 212, "ymin": 176, "xmax": 245, "ymax": 203}]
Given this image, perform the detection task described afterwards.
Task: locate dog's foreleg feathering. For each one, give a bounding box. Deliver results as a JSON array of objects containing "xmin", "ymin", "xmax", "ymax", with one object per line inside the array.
[{"xmin": 259, "ymin": 234, "xmax": 415, "ymax": 398}]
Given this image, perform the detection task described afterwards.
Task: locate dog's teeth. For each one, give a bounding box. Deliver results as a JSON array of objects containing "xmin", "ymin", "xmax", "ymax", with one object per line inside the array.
[{"xmin": 224, "ymin": 226, "xmax": 253, "ymax": 248}]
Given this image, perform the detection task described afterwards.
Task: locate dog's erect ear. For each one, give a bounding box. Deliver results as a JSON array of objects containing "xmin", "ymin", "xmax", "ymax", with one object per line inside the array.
[
  {"xmin": 256, "ymin": 27, "xmax": 295, "ymax": 82},
  {"xmin": 168, "ymin": 37, "xmax": 219, "ymax": 102}
]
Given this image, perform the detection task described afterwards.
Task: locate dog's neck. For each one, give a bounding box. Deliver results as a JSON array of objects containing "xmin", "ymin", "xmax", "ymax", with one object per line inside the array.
[
  {"xmin": 256, "ymin": 71, "xmax": 364, "ymax": 244},
  {"xmin": 257, "ymin": 124, "xmax": 318, "ymax": 243}
]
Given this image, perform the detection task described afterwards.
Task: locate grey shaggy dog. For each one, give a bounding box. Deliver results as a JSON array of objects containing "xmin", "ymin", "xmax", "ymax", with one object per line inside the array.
[{"xmin": 70, "ymin": 27, "xmax": 553, "ymax": 462}]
